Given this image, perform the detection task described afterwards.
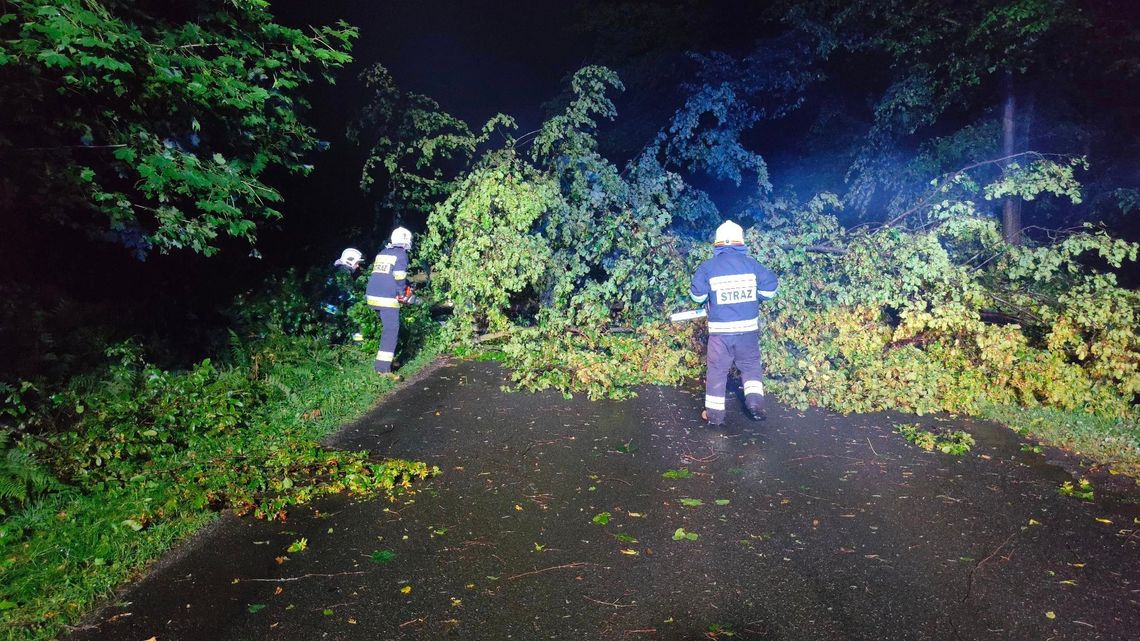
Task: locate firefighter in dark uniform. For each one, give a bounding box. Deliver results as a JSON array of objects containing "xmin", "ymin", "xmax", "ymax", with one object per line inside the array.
[
  {"xmin": 366, "ymin": 227, "xmax": 412, "ymax": 374},
  {"xmin": 322, "ymin": 247, "xmax": 364, "ymax": 342},
  {"xmin": 689, "ymin": 220, "xmax": 778, "ymax": 426}
]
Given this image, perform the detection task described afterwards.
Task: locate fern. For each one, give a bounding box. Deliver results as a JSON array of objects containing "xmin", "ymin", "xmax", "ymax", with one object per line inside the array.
[
  {"xmin": 227, "ymin": 329, "xmax": 249, "ymax": 368},
  {"xmin": 263, "ymin": 375, "xmax": 298, "ymax": 405},
  {"xmin": 0, "ymin": 433, "xmax": 62, "ymax": 514}
]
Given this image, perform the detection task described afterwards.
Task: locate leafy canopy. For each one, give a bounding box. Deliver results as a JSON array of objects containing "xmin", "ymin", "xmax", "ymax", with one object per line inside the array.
[{"xmin": 0, "ymin": 0, "xmax": 356, "ymax": 255}]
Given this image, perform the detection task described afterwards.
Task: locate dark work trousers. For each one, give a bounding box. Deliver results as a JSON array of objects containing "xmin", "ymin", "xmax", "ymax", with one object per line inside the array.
[
  {"xmin": 704, "ymin": 331, "xmax": 766, "ymax": 424},
  {"xmin": 374, "ymin": 307, "xmax": 400, "ymax": 373}
]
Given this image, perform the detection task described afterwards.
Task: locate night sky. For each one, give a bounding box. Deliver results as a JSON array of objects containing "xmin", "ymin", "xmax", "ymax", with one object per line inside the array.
[
  {"xmin": 269, "ymin": 0, "xmax": 777, "ymax": 262},
  {"xmin": 266, "ymin": 1, "xmax": 590, "ymax": 262}
]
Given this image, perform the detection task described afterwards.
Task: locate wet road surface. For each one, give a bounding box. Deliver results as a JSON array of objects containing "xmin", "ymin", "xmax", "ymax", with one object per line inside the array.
[{"xmin": 68, "ymin": 360, "xmax": 1140, "ymax": 640}]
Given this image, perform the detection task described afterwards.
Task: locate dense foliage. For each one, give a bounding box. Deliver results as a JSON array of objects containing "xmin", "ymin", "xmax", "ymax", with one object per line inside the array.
[
  {"xmin": 0, "ymin": 274, "xmax": 440, "ymax": 639},
  {"xmin": 0, "ymin": 0, "xmax": 355, "ymax": 255},
  {"xmin": 571, "ymin": 0, "xmax": 1140, "ymax": 240},
  {"xmin": 398, "ymin": 65, "xmax": 1138, "ymax": 469}
]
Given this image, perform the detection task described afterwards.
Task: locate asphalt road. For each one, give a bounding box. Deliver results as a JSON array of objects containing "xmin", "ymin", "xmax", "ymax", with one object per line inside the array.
[{"xmin": 68, "ymin": 360, "xmax": 1140, "ymax": 640}]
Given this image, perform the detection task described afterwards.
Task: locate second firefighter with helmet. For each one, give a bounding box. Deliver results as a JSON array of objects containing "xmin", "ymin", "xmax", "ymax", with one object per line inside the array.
[
  {"xmin": 366, "ymin": 226, "xmax": 414, "ymax": 375},
  {"xmin": 690, "ymin": 220, "xmax": 778, "ymax": 426}
]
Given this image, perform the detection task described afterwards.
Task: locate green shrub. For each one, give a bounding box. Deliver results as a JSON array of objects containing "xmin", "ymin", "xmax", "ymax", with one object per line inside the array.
[
  {"xmin": 0, "ymin": 267, "xmax": 443, "ymax": 640},
  {"xmin": 501, "ymin": 321, "xmax": 703, "ymax": 400}
]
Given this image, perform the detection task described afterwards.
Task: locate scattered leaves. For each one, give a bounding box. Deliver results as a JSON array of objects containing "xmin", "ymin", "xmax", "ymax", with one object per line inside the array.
[
  {"xmin": 672, "ymin": 528, "xmax": 699, "ymax": 541},
  {"xmin": 1058, "ymin": 479, "xmax": 1094, "ymax": 502},
  {"xmin": 894, "ymin": 424, "xmax": 974, "ymax": 455}
]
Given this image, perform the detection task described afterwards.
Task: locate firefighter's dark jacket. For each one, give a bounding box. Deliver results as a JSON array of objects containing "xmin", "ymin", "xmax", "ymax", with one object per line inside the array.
[
  {"xmin": 689, "ymin": 245, "xmax": 778, "ymax": 334},
  {"xmin": 366, "ymin": 246, "xmax": 408, "ymax": 308}
]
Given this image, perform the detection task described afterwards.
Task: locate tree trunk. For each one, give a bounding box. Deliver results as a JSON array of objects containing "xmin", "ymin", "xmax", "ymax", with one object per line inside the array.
[{"xmin": 1001, "ymin": 73, "xmax": 1022, "ymax": 244}]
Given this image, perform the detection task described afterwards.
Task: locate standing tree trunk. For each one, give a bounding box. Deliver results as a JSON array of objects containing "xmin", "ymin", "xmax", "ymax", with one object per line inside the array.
[{"xmin": 1001, "ymin": 72, "xmax": 1022, "ymax": 244}]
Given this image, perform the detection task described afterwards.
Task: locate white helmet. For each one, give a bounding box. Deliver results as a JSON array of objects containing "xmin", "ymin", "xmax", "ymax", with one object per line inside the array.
[
  {"xmin": 390, "ymin": 226, "xmax": 413, "ymax": 249},
  {"xmin": 336, "ymin": 247, "xmax": 363, "ymax": 269},
  {"xmin": 714, "ymin": 220, "xmax": 744, "ymax": 246}
]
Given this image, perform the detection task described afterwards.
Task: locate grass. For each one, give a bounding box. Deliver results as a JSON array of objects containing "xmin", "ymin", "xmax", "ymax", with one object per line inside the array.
[
  {"xmin": 0, "ymin": 337, "xmax": 440, "ymax": 641},
  {"xmin": 978, "ymin": 402, "xmax": 1140, "ymax": 477}
]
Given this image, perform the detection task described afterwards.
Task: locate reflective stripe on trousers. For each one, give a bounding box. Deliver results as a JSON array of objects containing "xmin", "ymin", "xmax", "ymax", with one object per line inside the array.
[
  {"xmin": 704, "ymin": 330, "xmax": 765, "ymax": 422},
  {"xmin": 374, "ymin": 307, "xmax": 400, "ymax": 373},
  {"xmin": 367, "ymin": 295, "xmax": 400, "ymax": 308}
]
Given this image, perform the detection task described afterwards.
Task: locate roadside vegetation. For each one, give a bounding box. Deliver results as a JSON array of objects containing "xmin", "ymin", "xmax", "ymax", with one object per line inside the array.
[
  {"xmin": 1, "ymin": 1, "xmax": 1138, "ymax": 640},
  {"xmin": 0, "ymin": 3, "xmax": 437, "ymax": 639},
  {"xmin": 0, "ymin": 272, "xmax": 440, "ymax": 641}
]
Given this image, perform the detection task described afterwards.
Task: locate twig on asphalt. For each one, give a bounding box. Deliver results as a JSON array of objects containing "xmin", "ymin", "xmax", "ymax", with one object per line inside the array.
[
  {"xmin": 976, "ymin": 532, "xmax": 1018, "ymax": 570},
  {"xmin": 245, "ymin": 571, "xmax": 367, "ymax": 582},
  {"xmin": 680, "ymin": 447, "xmax": 718, "ymax": 464},
  {"xmin": 583, "ymin": 595, "xmax": 635, "ymax": 608},
  {"xmin": 506, "ymin": 562, "xmax": 591, "ymax": 581},
  {"xmin": 963, "ymin": 531, "xmax": 1018, "ymax": 602},
  {"xmin": 399, "ymin": 617, "xmax": 425, "ymax": 627},
  {"xmin": 866, "ymin": 437, "xmax": 879, "ymax": 457},
  {"xmin": 788, "ymin": 454, "xmax": 832, "ymax": 462},
  {"xmin": 587, "ymin": 469, "xmax": 634, "ymax": 486},
  {"xmin": 789, "ymin": 489, "xmax": 837, "ymax": 504}
]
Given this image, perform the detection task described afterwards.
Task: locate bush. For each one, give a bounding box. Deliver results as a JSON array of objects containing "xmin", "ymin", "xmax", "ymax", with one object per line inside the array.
[
  {"xmin": 0, "ymin": 271, "xmax": 442, "ymax": 640},
  {"xmin": 501, "ymin": 322, "xmax": 703, "ymax": 400}
]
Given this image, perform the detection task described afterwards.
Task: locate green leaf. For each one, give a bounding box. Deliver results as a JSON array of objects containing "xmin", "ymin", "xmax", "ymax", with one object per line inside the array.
[
  {"xmin": 672, "ymin": 527, "xmax": 699, "ymax": 541},
  {"xmin": 592, "ymin": 511, "xmax": 611, "ymax": 525},
  {"xmin": 661, "ymin": 468, "xmax": 692, "ymax": 480},
  {"xmin": 248, "ymin": 603, "xmax": 266, "ymax": 614},
  {"xmin": 714, "ymin": 499, "xmax": 730, "ymax": 506},
  {"xmin": 679, "ymin": 498, "xmax": 703, "ymax": 507},
  {"xmin": 370, "ymin": 549, "xmax": 396, "ymax": 564}
]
